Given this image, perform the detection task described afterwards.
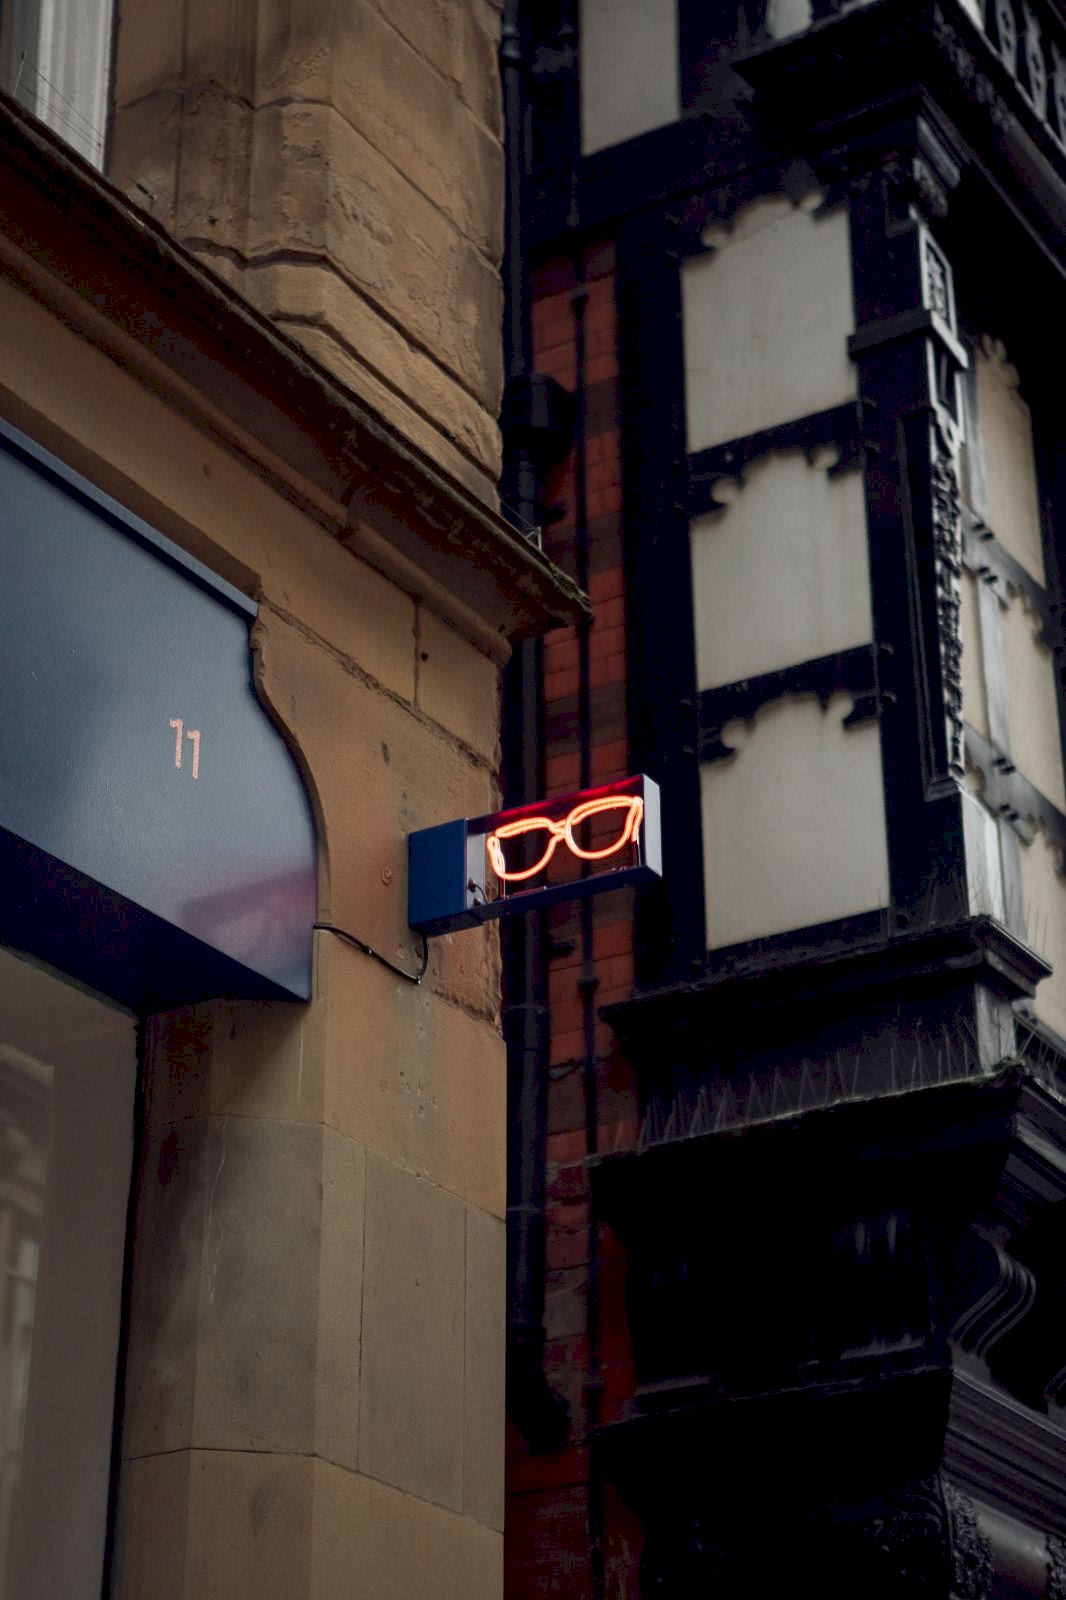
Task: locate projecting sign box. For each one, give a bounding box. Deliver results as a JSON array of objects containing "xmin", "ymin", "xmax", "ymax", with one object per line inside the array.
[{"xmin": 408, "ymin": 773, "xmax": 661, "ymax": 937}]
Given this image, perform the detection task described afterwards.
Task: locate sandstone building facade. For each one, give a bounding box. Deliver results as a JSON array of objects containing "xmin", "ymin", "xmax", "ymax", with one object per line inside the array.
[{"xmin": 0, "ymin": 5, "xmax": 584, "ymax": 1598}]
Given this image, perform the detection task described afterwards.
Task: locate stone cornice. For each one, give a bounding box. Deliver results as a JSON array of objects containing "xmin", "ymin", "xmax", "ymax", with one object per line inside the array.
[{"xmin": 0, "ymin": 95, "xmax": 589, "ymax": 657}]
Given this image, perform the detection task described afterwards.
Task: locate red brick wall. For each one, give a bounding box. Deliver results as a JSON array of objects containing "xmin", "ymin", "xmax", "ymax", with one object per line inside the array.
[{"xmin": 505, "ymin": 243, "xmax": 643, "ymax": 1599}]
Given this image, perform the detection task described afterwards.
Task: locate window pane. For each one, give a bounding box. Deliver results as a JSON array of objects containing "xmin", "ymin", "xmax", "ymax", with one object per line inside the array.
[
  {"xmin": 0, "ymin": 0, "xmax": 114, "ymax": 168},
  {"xmin": 0, "ymin": 947, "xmax": 136, "ymax": 1600}
]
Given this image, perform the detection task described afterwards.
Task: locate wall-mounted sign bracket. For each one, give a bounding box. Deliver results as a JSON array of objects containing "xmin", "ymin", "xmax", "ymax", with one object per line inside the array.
[{"xmin": 408, "ymin": 774, "xmax": 661, "ymax": 937}]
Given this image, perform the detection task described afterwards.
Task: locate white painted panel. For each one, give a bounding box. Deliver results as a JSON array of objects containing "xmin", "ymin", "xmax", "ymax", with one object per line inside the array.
[
  {"xmin": 1000, "ymin": 591, "xmax": 1066, "ymax": 812},
  {"xmin": 0, "ymin": 0, "xmax": 114, "ymax": 168},
  {"xmin": 766, "ymin": 0, "xmax": 812, "ymax": 37},
  {"xmin": 1018, "ymin": 824, "xmax": 1066, "ymax": 1040},
  {"xmin": 767, "ymin": 0, "xmax": 887, "ymax": 36},
  {"xmin": 961, "ymin": 785, "xmax": 1005, "ymax": 922},
  {"xmin": 701, "ymin": 693, "xmax": 890, "ymax": 947},
  {"xmin": 690, "ymin": 451, "xmax": 871, "ymax": 690},
  {"xmin": 683, "ymin": 193, "xmax": 857, "ymax": 453},
  {"xmin": 955, "ymin": 0, "xmax": 985, "ymax": 25},
  {"xmin": 974, "ymin": 338, "xmax": 1046, "ymax": 584},
  {"xmin": 579, "ymin": 0, "xmax": 679, "ymax": 155},
  {"xmin": 960, "ymin": 569, "xmax": 989, "ymax": 739}
]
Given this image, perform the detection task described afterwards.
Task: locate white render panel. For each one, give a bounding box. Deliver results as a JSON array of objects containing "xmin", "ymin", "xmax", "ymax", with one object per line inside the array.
[
  {"xmin": 766, "ymin": 0, "xmax": 888, "ymax": 36},
  {"xmin": 1019, "ymin": 824, "xmax": 1066, "ymax": 1039},
  {"xmin": 690, "ymin": 452, "xmax": 872, "ymax": 691},
  {"xmin": 701, "ymin": 694, "xmax": 890, "ymax": 947},
  {"xmin": 766, "ymin": 0, "xmax": 813, "ymax": 38},
  {"xmin": 579, "ymin": 0, "xmax": 679, "ymax": 155},
  {"xmin": 682, "ymin": 193, "xmax": 857, "ymax": 454},
  {"xmin": 974, "ymin": 339, "xmax": 1046, "ymax": 584},
  {"xmin": 1000, "ymin": 592, "xmax": 1066, "ymax": 812},
  {"xmin": 960, "ymin": 569, "xmax": 989, "ymax": 740},
  {"xmin": 961, "ymin": 785, "xmax": 1006, "ymax": 924}
]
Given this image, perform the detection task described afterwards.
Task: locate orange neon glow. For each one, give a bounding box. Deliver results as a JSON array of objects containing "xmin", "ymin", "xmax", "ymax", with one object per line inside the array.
[{"xmin": 486, "ymin": 794, "xmax": 645, "ymax": 884}]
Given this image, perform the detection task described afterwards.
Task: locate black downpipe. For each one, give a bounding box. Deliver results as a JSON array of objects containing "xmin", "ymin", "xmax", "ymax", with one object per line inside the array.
[
  {"xmin": 500, "ymin": 0, "xmax": 569, "ymax": 1454},
  {"xmin": 571, "ymin": 270, "xmax": 605, "ymax": 1600}
]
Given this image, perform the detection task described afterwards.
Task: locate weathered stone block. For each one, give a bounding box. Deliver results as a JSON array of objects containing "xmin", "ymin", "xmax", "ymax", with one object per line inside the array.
[
  {"xmin": 425, "ymin": 919, "xmax": 502, "ymax": 1031},
  {"xmin": 110, "ymin": 1450, "xmax": 193, "ymax": 1600},
  {"xmin": 359, "ymin": 1151, "xmax": 465, "ymax": 1508},
  {"xmin": 418, "ymin": 605, "xmax": 502, "ymax": 763},
  {"xmin": 108, "ymin": 90, "xmax": 183, "ymax": 228},
  {"xmin": 252, "ymin": 0, "xmax": 345, "ymax": 104},
  {"xmin": 312, "ymin": 1460, "xmax": 503, "ymax": 1600},
  {"xmin": 246, "ymin": 259, "xmax": 502, "ymax": 493},
  {"xmin": 254, "ymin": 611, "xmax": 495, "ymax": 963},
  {"xmin": 319, "ymin": 932, "xmax": 505, "ymax": 1215},
  {"xmin": 464, "ymin": 1205, "xmax": 506, "ymax": 1531},
  {"xmin": 379, "ymin": 0, "xmax": 502, "ymax": 137},
  {"xmin": 184, "ymin": 1450, "xmax": 315, "ymax": 1599},
  {"xmin": 111, "ymin": 0, "xmax": 186, "ymax": 106},
  {"xmin": 315, "ymin": 1126, "xmax": 367, "ymax": 1472},
  {"xmin": 123, "ymin": 1116, "xmax": 317, "ymax": 1456},
  {"xmin": 204, "ymin": 995, "xmax": 323, "ymax": 1125},
  {"xmin": 332, "ymin": 0, "xmax": 503, "ymax": 260},
  {"xmin": 236, "ymin": 102, "xmax": 502, "ymax": 409}
]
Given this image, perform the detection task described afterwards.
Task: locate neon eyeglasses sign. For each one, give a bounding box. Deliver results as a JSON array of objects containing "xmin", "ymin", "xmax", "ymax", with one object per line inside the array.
[
  {"xmin": 486, "ymin": 792, "xmax": 645, "ymax": 883},
  {"xmin": 408, "ymin": 774, "xmax": 661, "ymax": 937}
]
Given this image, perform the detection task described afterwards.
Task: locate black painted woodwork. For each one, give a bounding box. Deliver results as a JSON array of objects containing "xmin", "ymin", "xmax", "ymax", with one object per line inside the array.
[
  {"xmin": 687, "ymin": 400, "xmax": 868, "ymax": 515},
  {"xmin": 519, "ymin": 1, "xmax": 1066, "ymax": 1591},
  {"xmin": 616, "ymin": 208, "xmax": 705, "ymax": 984},
  {"xmin": 593, "ymin": 1067, "xmax": 1066, "ymax": 1593},
  {"xmin": 697, "ymin": 645, "xmax": 881, "ymax": 763}
]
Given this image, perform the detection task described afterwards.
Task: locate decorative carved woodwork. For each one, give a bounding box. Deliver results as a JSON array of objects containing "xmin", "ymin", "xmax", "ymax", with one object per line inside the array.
[
  {"xmin": 961, "ymin": 505, "xmax": 1056, "ymax": 645},
  {"xmin": 1047, "ymin": 1531, "xmax": 1066, "ymax": 1599},
  {"xmin": 966, "ymin": 723, "xmax": 1066, "ymax": 851},
  {"xmin": 687, "ymin": 400, "xmax": 868, "ymax": 515},
  {"xmin": 697, "ymin": 645, "xmax": 880, "ymax": 763},
  {"xmin": 944, "ymin": 1482, "xmax": 994, "ymax": 1600},
  {"xmin": 930, "ymin": 417, "xmax": 967, "ymax": 787},
  {"xmin": 519, "ymin": 5, "xmax": 1066, "ymax": 1596}
]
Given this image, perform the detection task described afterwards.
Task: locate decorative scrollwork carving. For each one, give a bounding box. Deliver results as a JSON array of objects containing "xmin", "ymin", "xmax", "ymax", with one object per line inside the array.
[
  {"xmin": 884, "ymin": 155, "xmax": 951, "ymax": 221},
  {"xmin": 855, "ymin": 1477, "xmax": 950, "ymax": 1593},
  {"xmin": 931, "ymin": 7, "xmax": 1012, "ymax": 130},
  {"xmin": 930, "ymin": 424, "xmax": 966, "ymax": 784},
  {"xmin": 923, "ymin": 238, "xmax": 954, "ymax": 327},
  {"xmin": 1047, "ymin": 1530, "xmax": 1066, "ymax": 1600},
  {"xmin": 1021, "ymin": 3, "xmax": 1048, "ymax": 112},
  {"xmin": 994, "ymin": 0, "xmax": 1019, "ymax": 72},
  {"xmin": 945, "ymin": 1483, "xmax": 993, "ymax": 1600},
  {"xmin": 1051, "ymin": 42, "xmax": 1066, "ymax": 142},
  {"xmin": 697, "ymin": 646, "xmax": 879, "ymax": 763}
]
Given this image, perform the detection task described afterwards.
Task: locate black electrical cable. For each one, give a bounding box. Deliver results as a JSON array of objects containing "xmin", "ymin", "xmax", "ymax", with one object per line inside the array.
[{"xmin": 313, "ymin": 921, "xmax": 429, "ymax": 984}]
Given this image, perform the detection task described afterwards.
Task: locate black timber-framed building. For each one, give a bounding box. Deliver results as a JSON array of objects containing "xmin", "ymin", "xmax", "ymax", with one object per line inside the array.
[{"xmin": 504, "ymin": 1, "xmax": 1066, "ymax": 1594}]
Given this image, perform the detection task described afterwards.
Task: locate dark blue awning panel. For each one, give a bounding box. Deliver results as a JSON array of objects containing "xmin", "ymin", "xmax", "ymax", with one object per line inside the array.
[{"xmin": 0, "ymin": 420, "xmax": 316, "ymax": 1005}]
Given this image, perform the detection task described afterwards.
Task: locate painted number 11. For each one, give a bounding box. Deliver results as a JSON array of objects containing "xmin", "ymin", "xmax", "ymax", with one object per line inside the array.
[{"xmin": 169, "ymin": 717, "xmax": 202, "ymax": 780}]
